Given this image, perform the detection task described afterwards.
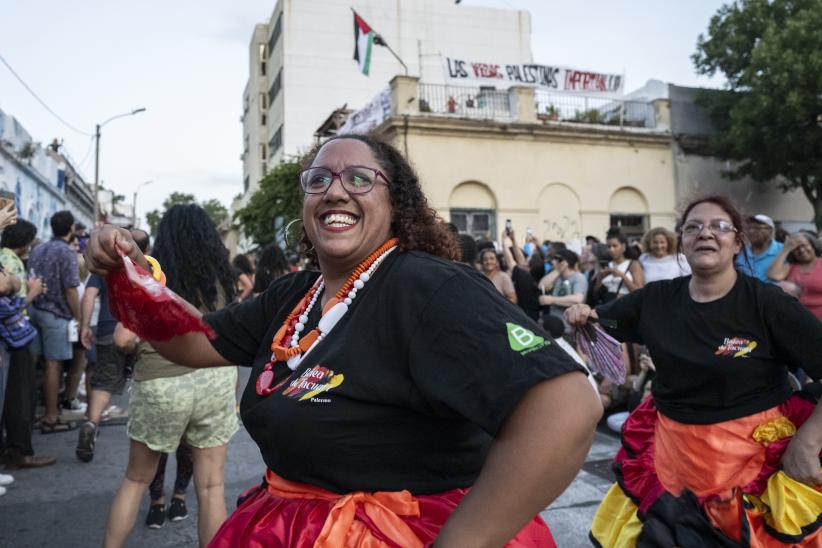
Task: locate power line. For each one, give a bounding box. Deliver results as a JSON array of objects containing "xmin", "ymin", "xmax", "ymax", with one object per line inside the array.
[{"xmin": 0, "ymin": 52, "xmax": 93, "ymax": 137}]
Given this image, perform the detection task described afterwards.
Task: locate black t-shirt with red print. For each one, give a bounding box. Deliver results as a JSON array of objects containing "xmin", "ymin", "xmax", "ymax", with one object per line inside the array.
[
  {"xmin": 597, "ymin": 273, "xmax": 822, "ymax": 425},
  {"xmin": 204, "ymin": 250, "xmax": 584, "ymax": 495}
]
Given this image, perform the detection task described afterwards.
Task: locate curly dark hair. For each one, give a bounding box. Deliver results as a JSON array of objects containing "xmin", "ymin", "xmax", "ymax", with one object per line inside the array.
[
  {"xmin": 152, "ymin": 204, "xmax": 236, "ymax": 312},
  {"xmin": 1, "ymin": 218, "xmax": 37, "ymax": 249},
  {"xmin": 300, "ymin": 134, "xmax": 459, "ymax": 261},
  {"xmin": 253, "ymin": 244, "xmax": 290, "ymax": 293}
]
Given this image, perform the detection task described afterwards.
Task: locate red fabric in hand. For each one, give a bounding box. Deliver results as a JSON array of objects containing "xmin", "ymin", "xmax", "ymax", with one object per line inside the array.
[{"xmin": 106, "ymin": 254, "xmax": 216, "ymax": 342}]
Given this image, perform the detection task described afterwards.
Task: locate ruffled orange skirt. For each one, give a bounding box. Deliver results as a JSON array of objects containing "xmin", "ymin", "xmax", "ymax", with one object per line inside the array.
[
  {"xmin": 209, "ymin": 469, "xmax": 556, "ymax": 547},
  {"xmin": 591, "ymin": 394, "xmax": 822, "ymax": 547}
]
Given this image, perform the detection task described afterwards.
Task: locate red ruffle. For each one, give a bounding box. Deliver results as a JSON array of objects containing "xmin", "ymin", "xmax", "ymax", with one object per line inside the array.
[
  {"xmin": 209, "ymin": 481, "xmax": 556, "ymax": 548},
  {"xmin": 615, "ymin": 394, "xmax": 818, "ymax": 514}
]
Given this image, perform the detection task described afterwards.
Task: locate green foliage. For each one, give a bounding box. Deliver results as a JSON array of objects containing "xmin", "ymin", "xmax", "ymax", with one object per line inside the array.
[
  {"xmin": 201, "ymin": 198, "xmax": 228, "ymax": 227},
  {"xmin": 234, "ymin": 157, "xmax": 304, "ymax": 248},
  {"xmin": 145, "ymin": 192, "xmax": 227, "ymax": 235},
  {"xmin": 693, "ymin": 0, "xmax": 822, "ymax": 227},
  {"xmin": 163, "ymin": 192, "xmax": 196, "ymax": 210},
  {"xmin": 573, "ymin": 108, "xmax": 603, "ymax": 124}
]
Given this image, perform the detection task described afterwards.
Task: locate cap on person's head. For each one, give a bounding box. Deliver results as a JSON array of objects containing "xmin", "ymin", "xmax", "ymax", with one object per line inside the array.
[
  {"xmin": 553, "ymin": 249, "xmax": 580, "ymax": 268},
  {"xmin": 752, "ymin": 214, "xmax": 775, "ymax": 229}
]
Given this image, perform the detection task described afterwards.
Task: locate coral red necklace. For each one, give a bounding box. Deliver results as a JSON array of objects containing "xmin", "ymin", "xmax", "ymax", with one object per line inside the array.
[{"xmin": 255, "ymin": 237, "xmax": 399, "ymax": 396}]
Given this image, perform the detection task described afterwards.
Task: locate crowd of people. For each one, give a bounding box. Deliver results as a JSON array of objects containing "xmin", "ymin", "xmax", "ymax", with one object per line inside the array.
[
  {"xmin": 0, "ymin": 204, "xmax": 298, "ymax": 537},
  {"xmin": 0, "ymin": 133, "xmax": 821, "ymax": 546}
]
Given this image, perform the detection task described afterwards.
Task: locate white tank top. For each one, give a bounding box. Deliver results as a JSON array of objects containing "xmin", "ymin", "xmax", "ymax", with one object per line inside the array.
[{"xmin": 602, "ymin": 259, "xmax": 632, "ymax": 296}]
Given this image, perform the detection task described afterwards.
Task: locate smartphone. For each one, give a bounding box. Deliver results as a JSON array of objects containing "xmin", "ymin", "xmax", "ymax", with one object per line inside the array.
[
  {"xmin": 505, "ymin": 219, "xmax": 512, "ymax": 232},
  {"xmin": 0, "ymin": 189, "xmax": 15, "ymax": 210}
]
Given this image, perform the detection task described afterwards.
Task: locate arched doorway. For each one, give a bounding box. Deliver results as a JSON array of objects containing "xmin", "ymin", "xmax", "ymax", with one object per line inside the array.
[{"xmin": 449, "ymin": 181, "xmax": 497, "ymax": 240}]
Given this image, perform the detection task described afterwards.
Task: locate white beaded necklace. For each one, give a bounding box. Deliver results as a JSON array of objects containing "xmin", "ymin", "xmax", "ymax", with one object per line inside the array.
[{"xmin": 284, "ymin": 244, "xmax": 397, "ymax": 370}]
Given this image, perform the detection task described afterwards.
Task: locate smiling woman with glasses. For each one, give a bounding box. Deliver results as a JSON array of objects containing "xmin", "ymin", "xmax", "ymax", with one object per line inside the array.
[
  {"xmin": 84, "ymin": 133, "xmax": 601, "ymax": 547},
  {"xmin": 566, "ymin": 194, "xmax": 822, "ymax": 547}
]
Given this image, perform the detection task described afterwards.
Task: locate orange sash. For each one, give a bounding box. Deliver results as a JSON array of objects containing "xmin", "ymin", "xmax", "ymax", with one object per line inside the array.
[{"xmin": 265, "ymin": 469, "xmax": 424, "ymax": 548}]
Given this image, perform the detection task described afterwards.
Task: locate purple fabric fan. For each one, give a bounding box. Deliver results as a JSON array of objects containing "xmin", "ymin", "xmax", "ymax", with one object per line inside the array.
[{"xmin": 575, "ymin": 323, "xmax": 626, "ymax": 385}]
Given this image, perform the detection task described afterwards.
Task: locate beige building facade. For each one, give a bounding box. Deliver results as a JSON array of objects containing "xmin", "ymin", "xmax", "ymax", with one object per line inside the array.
[{"xmin": 373, "ymin": 76, "xmax": 677, "ymax": 245}]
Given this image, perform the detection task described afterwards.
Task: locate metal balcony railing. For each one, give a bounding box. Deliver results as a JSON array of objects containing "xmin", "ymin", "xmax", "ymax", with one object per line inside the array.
[
  {"xmin": 534, "ymin": 90, "xmax": 657, "ymax": 129},
  {"xmin": 417, "ymin": 83, "xmax": 512, "ymax": 122}
]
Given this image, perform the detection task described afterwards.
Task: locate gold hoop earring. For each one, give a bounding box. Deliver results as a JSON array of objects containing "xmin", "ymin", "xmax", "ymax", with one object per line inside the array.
[{"xmin": 283, "ymin": 218, "xmax": 303, "ymax": 247}]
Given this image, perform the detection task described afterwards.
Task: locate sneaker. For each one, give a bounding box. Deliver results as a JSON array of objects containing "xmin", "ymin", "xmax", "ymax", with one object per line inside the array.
[
  {"xmin": 76, "ymin": 421, "xmax": 98, "ymax": 463},
  {"xmin": 145, "ymin": 504, "xmax": 165, "ymax": 529},
  {"xmin": 0, "ymin": 473, "xmax": 13, "ymax": 486},
  {"xmin": 168, "ymin": 498, "xmax": 188, "ymax": 522},
  {"xmin": 60, "ymin": 398, "xmax": 87, "ymax": 413}
]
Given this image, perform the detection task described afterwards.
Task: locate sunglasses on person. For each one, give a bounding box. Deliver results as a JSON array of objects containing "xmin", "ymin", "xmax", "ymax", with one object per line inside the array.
[{"xmin": 299, "ymin": 166, "xmax": 390, "ymax": 195}]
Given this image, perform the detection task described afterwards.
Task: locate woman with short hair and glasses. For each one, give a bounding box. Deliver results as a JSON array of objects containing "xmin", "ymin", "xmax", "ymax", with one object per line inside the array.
[
  {"xmin": 85, "ymin": 134, "xmax": 601, "ymax": 547},
  {"xmin": 567, "ymin": 195, "xmax": 822, "ymax": 546},
  {"xmin": 767, "ymin": 232, "xmax": 822, "ymax": 322}
]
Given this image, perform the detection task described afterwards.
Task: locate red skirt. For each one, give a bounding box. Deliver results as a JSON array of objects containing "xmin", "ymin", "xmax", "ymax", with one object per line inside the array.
[
  {"xmin": 591, "ymin": 394, "xmax": 822, "ymax": 547},
  {"xmin": 209, "ymin": 469, "xmax": 556, "ymax": 548}
]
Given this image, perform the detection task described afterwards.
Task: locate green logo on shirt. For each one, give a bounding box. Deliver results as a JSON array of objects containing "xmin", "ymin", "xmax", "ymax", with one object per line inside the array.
[{"xmin": 507, "ymin": 322, "xmax": 548, "ymax": 355}]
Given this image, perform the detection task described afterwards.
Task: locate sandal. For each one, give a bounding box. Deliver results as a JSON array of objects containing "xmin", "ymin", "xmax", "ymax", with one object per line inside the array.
[{"xmin": 40, "ymin": 418, "xmax": 77, "ymax": 434}]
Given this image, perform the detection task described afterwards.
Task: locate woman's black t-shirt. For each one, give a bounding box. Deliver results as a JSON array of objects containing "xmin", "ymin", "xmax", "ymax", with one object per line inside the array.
[
  {"xmin": 597, "ymin": 274, "xmax": 822, "ymax": 424},
  {"xmin": 204, "ymin": 251, "xmax": 584, "ymax": 494}
]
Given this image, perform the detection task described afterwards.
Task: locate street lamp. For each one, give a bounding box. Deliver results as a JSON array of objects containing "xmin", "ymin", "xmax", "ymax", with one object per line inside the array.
[
  {"xmin": 93, "ymin": 108, "xmax": 147, "ymax": 225},
  {"xmin": 132, "ymin": 180, "xmax": 154, "ymax": 228}
]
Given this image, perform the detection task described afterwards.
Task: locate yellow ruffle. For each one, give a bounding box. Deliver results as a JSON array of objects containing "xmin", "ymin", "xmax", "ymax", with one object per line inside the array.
[
  {"xmin": 744, "ymin": 471, "xmax": 822, "ymax": 537},
  {"xmin": 591, "ymin": 484, "xmax": 643, "ymax": 547},
  {"xmin": 752, "ymin": 416, "xmax": 796, "ymax": 447}
]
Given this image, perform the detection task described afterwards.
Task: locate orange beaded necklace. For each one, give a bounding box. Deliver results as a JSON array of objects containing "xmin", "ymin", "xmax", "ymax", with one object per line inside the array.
[{"xmin": 256, "ymin": 237, "xmax": 399, "ymax": 395}]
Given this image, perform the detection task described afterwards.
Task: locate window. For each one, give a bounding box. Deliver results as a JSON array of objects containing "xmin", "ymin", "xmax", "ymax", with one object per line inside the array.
[
  {"xmin": 268, "ymin": 12, "xmax": 282, "ymax": 53},
  {"xmin": 261, "ymin": 162, "xmax": 268, "ymax": 177},
  {"xmin": 259, "ymin": 143, "xmax": 267, "ymax": 160},
  {"xmin": 609, "ymin": 214, "xmax": 648, "ymax": 241},
  {"xmin": 268, "ymin": 68, "xmax": 283, "ymax": 106},
  {"xmin": 269, "ymin": 125, "xmax": 283, "ymax": 155},
  {"xmin": 244, "ymin": 176, "xmax": 250, "ymax": 193},
  {"xmin": 259, "ymin": 44, "xmax": 268, "ymax": 76},
  {"xmin": 450, "ymin": 208, "xmax": 496, "ymax": 240},
  {"xmin": 259, "ymin": 93, "xmax": 268, "ymax": 125}
]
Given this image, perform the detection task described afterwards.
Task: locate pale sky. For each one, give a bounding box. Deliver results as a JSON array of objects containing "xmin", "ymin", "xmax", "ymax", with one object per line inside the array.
[{"xmin": 0, "ymin": 0, "xmax": 727, "ymax": 227}]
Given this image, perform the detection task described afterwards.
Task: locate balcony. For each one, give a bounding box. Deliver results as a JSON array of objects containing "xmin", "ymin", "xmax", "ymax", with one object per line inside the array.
[
  {"xmin": 417, "ymin": 83, "xmax": 513, "ymax": 122},
  {"xmin": 404, "ymin": 78, "xmax": 661, "ymax": 131},
  {"xmin": 534, "ymin": 90, "xmax": 656, "ymax": 129}
]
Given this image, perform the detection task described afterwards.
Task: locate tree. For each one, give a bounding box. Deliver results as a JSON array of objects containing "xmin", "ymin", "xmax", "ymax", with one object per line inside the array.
[
  {"xmin": 145, "ymin": 192, "xmax": 228, "ymax": 235},
  {"xmin": 692, "ymin": 0, "xmax": 822, "ymax": 228},
  {"xmin": 201, "ymin": 198, "xmax": 228, "ymax": 227},
  {"xmin": 234, "ymin": 157, "xmax": 304, "ymax": 248}
]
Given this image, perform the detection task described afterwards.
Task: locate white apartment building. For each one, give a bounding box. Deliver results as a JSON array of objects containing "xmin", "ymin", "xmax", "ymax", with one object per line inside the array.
[{"xmin": 240, "ymin": 0, "xmax": 533, "ymax": 201}]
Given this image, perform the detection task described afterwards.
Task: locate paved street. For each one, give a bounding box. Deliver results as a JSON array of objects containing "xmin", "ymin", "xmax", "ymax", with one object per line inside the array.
[{"xmin": 0, "ymin": 368, "xmax": 619, "ymax": 547}]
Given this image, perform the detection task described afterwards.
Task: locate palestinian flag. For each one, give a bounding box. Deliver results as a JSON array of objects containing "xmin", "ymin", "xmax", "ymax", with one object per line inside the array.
[{"xmin": 353, "ymin": 11, "xmax": 382, "ymax": 76}]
